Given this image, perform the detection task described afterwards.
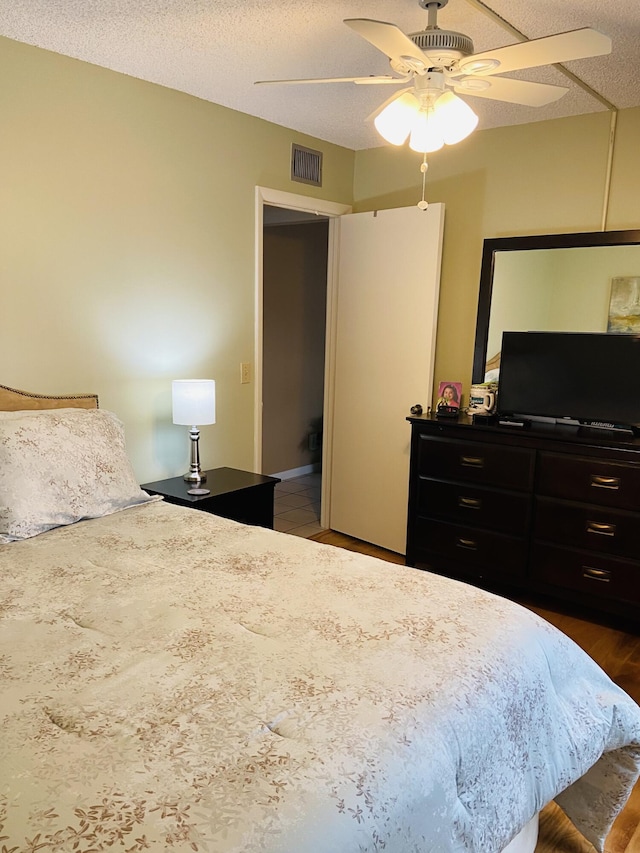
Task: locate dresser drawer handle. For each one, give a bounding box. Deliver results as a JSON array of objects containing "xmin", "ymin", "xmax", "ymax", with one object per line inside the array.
[
  {"xmin": 456, "ymin": 537, "xmax": 478, "ymax": 550},
  {"xmin": 458, "ymin": 496, "xmax": 482, "ymax": 509},
  {"xmin": 590, "ymin": 475, "xmax": 621, "ymax": 490},
  {"xmin": 582, "ymin": 566, "xmax": 612, "ymax": 583},
  {"xmin": 460, "ymin": 455, "xmax": 484, "ymax": 468},
  {"xmin": 586, "ymin": 521, "xmax": 616, "ymax": 537}
]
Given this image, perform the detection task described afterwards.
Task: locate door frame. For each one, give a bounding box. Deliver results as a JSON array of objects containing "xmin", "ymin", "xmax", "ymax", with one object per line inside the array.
[{"xmin": 254, "ymin": 186, "xmax": 351, "ymax": 528}]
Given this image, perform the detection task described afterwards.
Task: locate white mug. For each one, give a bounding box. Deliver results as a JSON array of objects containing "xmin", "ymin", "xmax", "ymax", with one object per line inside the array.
[{"xmin": 468, "ymin": 383, "xmax": 497, "ymax": 415}]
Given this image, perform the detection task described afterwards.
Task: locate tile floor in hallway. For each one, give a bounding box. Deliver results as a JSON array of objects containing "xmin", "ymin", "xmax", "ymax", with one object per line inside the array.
[{"xmin": 273, "ymin": 472, "xmax": 324, "ymax": 538}]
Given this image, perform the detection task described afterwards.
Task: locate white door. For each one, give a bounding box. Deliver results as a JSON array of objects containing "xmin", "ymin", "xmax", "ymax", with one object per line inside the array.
[{"xmin": 328, "ymin": 204, "xmax": 445, "ymax": 554}]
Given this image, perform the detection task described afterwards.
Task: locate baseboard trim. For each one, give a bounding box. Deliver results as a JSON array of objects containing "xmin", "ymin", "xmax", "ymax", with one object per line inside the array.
[{"xmin": 270, "ymin": 463, "xmax": 321, "ymax": 480}]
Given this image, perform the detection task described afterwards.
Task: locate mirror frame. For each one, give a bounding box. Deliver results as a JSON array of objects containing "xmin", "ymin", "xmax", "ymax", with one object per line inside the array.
[{"xmin": 472, "ymin": 228, "xmax": 640, "ymax": 384}]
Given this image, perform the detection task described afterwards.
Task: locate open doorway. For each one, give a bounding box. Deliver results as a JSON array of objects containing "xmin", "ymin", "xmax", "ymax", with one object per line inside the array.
[
  {"xmin": 253, "ymin": 186, "xmax": 352, "ymax": 536},
  {"xmin": 262, "ymin": 205, "xmax": 329, "ymax": 538}
]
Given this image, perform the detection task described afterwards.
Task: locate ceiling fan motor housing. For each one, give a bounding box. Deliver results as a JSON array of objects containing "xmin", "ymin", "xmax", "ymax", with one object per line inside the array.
[{"xmin": 409, "ymin": 29, "xmax": 474, "ymax": 66}]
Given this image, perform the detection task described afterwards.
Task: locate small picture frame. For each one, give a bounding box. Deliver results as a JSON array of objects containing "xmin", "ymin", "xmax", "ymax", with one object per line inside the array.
[{"xmin": 436, "ymin": 381, "xmax": 462, "ymax": 411}]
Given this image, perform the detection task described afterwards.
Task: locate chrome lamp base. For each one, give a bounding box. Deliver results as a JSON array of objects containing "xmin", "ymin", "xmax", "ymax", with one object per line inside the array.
[{"xmin": 183, "ymin": 426, "xmax": 207, "ymax": 483}]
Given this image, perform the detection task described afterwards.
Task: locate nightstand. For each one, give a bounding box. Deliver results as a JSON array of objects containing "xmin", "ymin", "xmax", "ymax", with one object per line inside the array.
[{"xmin": 141, "ymin": 467, "xmax": 281, "ymax": 529}]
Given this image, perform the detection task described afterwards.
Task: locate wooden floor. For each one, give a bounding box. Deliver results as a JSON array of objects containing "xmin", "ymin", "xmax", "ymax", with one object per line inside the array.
[{"xmin": 311, "ymin": 530, "xmax": 640, "ymax": 853}]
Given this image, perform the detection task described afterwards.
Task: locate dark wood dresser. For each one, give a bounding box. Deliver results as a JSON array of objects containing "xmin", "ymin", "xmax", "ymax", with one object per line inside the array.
[{"xmin": 406, "ymin": 414, "xmax": 640, "ymax": 621}]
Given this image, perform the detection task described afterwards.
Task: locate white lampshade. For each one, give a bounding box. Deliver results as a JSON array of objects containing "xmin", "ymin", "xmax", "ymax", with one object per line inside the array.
[
  {"xmin": 374, "ymin": 91, "xmax": 419, "ymax": 146},
  {"xmin": 433, "ymin": 91, "xmax": 479, "ymax": 145},
  {"xmin": 409, "ymin": 105, "xmax": 444, "ymax": 154},
  {"xmin": 172, "ymin": 379, "xmax": 216, "ymax": 426}
]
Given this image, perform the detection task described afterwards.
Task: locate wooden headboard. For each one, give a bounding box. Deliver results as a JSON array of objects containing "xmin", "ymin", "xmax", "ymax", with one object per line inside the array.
[
  {"xmin": 0, "ymin": 384, "xmax": 99, "ymax": 411},
  {"xmin": 485, "ymin": 351, "xmax": 501, "ymax": 373}
]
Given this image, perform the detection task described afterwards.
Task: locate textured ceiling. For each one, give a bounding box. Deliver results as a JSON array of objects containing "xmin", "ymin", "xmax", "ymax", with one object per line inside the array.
[{"xmin": 0, "ymin": 0, "xmax": 638, "ymax": 150}]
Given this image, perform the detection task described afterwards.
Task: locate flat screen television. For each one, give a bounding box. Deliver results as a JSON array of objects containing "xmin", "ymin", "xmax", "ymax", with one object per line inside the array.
[{"xmin": 497, "ymin": 331, "xmax": 640, "ymax": 433}]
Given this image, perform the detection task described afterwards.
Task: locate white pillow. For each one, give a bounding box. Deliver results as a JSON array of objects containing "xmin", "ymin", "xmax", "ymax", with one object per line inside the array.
[
  {"xmin": 0, "ymin": 408, "xmax": 156, "ymax": 542},
  {"xmin": 484, "ymin": 368, "xmax": 500, "ymax": 383}
]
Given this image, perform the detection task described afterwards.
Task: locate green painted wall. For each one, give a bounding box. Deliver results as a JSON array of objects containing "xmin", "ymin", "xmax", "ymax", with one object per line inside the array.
[
  {"xmin": 2, "ymin": 29, "xmax": 639, "ymax": 480},
  {"xmin": 353, "ymin": 108, "xmax": 640, "ymax": 404},
  {"xmin": 0, "ymin": 36, "xmax": 354, "ymax": 481}
]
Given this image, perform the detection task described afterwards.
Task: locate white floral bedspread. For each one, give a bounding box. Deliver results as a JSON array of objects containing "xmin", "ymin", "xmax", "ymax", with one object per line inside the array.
[{"xmin": 1, "ymin": 500, "xmax": 639, "ymax": 853}]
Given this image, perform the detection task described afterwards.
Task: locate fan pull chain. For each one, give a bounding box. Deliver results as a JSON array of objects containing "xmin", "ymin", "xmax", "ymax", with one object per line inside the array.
[{"xmin": 417, "ymin": 155, "xmax": 429, "ymax": 210}]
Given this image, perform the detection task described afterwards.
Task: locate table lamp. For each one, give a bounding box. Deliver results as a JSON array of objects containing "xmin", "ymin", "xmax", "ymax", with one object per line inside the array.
[{"xmin": 172, "ymin": 379, "xmax": 216, "ymax": 483}]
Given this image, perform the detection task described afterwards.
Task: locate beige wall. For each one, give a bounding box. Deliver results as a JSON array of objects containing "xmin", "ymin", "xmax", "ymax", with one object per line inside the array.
[
  {"xmin": 0, "ymin": 36, "xmax": 354, "ymax": 482},
  {"xmin": 3, "ymin": 30, "xmax": 640, "ymax": 484},
  {"xmin": 353, "ymin": 107, "xmax": 640, "ymax": 404}
]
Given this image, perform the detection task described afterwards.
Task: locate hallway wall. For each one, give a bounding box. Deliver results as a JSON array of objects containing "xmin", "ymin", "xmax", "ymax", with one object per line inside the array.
[{"xmin": 262, "ymin": 218, "xmax": 328, "ymax": 475}]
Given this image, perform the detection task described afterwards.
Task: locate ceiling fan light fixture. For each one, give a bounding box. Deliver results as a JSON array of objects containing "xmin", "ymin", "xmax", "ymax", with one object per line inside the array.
[
  {"xmin": 433, "ymin": 91, "xmax": 478, "ymax": 144},
  {"xmin": 259, "ymin": 11, "xmax": 612, "ymax": 151},
  {"xmin": 374, "ymin": 92, "xmax": 419, "ymax": 145},
  {"xmin": 375, "ymin": 87, "xmax": 477, "ymax": 153},
  {"xmin": 408, "ymin": 105, "xmax": 444, "ymax": 153}
]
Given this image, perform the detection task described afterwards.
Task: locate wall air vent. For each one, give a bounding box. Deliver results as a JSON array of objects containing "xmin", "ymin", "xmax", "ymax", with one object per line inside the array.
[{"xmin": 291, "ymin": 144, "xmax": 323, "ymax": 187}]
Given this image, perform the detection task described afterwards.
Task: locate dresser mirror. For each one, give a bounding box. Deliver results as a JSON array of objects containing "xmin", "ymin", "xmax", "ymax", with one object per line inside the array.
[{"xmin": 472, "ymin": 229, "xmax": 640, "ymax": 384}]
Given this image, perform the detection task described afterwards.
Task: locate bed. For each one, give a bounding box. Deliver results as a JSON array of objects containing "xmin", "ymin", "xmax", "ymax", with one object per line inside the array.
[
  {"xmin": 484, "ymin": 351, "xmax": 501, "ymax": 384},
  {"xmin": 1, "ymin": 385, "xmax": 640, "ymax": 853}
]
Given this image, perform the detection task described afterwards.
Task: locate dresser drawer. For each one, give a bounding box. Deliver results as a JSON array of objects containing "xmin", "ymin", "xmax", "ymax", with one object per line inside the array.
[
  {"xmin": 534, "ymin": 497, "xmax": 640, "ymax": 558},
  {"xmin": 537, "ymin": 452, "xmax": 640, "ymax": 510},
  {"xmin": 416, "ymin": 435, "xmax": 535, "ymax": 490},
  {"xmin": 417, "ymin": 478, "xmax": 530, "ymax": 535},
  {"xmin": 412, "ymin": 518, "xmax": 527, "ymax": 579},
  {"xmin": 531, "ymin": 543, "xmax": 640, "ymax": 606}
]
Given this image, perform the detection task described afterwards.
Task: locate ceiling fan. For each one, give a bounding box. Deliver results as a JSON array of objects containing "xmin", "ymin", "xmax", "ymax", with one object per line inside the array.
[{"xmin": 256, "ymin": 0, "xmax": 612, "ymax": 153}]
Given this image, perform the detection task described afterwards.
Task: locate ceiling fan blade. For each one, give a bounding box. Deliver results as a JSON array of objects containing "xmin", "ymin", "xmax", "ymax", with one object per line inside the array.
[
  {"xmin": 353, "ymin": 75, "xmax": 410, "ymax": 85},
  {"xmin": 459, "ymin": 28, "xmax": 611, "ymax": 76},
  {"xmin": 453, "ymin": 76, "xmax": 569, "ymax": 106},
  {"xmin": 345, "ymin": 18, "xmax": 429, "ymax": 72},
  {"xmin": 255, "ymin": 74, "xmax": 406, "ymax": 86},
  {"xmin": 366, "ymin": 86, "xmax": 414, "ymax": 122}
]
